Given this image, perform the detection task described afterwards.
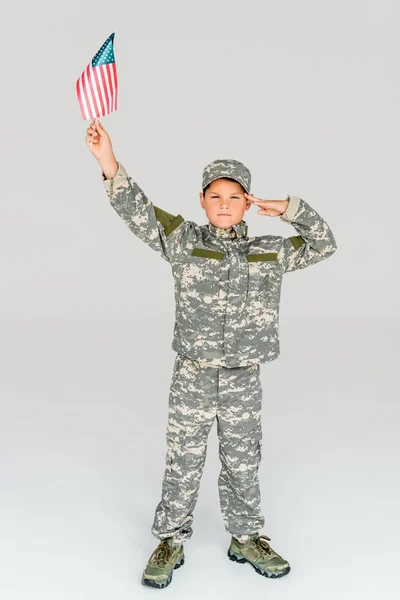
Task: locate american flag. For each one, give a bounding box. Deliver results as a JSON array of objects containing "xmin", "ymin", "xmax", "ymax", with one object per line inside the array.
[{"xmin": 76, "ymin": 32, "xmax": 118, "ymax": 120}]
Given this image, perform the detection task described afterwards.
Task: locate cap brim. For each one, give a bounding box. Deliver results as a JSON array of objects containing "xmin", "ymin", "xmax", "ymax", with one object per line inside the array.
[{"xmin": 203, "ymin": 175, "xmax": 250, "ymax": 194}]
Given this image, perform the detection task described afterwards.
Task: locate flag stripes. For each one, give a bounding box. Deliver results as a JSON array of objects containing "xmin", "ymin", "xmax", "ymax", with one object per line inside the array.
[{"xmin": 76, "ymin": 34, "xmax": 118, "ymax": 120}]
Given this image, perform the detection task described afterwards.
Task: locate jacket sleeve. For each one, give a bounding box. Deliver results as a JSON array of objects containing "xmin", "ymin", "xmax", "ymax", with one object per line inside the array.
[
  {"xmin": 102, "ymin": 161, "xmax": 191, "ymax": 263},
  {"xmin": 279, "ymin": 195, "xmax": 337, "ymax": 273}
]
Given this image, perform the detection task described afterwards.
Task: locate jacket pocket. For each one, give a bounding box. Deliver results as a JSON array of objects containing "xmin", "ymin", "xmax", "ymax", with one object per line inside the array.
[
  {"xmin": 180, "ymin": 248, "xmax": 224, "ymax": 305},
  {"xmin": 246, "ymin": 252, "xmax": 279, "ymax": 295}
]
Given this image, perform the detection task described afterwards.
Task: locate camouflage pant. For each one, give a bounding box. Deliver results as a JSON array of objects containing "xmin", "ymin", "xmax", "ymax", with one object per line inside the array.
[{"xmin": 151, "ymin": 353, "xmax": 265, "ymax": 545}]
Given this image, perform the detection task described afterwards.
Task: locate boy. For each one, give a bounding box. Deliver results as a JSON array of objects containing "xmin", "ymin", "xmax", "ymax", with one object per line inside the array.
[{"xmin": 86, "ymin": 119, "xmax": 337, "ymax": 589}]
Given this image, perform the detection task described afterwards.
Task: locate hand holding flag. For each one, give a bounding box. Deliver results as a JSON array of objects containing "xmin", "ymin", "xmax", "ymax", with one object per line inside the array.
[
  {"xmin": 85, "ymin": 119, "xmax": 116, "ymax": 165},
  {"xmin": 76, "ymin": 33, "xmax": 118, "ymax": 147}
]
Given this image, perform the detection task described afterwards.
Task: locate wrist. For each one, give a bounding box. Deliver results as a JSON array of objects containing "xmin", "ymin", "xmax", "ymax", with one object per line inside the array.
[
  {"xmin": 100, "ymin": 156, "xmax": 118, "ymax": 179},
  {"xmin": 280, "ymin": 195, "xmax": 301, "ymax": 222}
]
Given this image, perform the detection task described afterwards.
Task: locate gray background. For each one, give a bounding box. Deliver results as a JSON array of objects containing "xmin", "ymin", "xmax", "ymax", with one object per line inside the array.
[{"xmin": 1, "ymin": 0, "xmax": 399, "ymax": 598}]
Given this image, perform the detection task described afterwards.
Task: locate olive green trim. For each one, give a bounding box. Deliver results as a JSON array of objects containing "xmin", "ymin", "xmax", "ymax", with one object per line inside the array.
[
  {"xmin": 154, "ymin": 205, "xmax": 176, "ymax": 227},
  {"xmin": 246, "ymin": 252, "xmax": 278, "ymax": 262},
  {"xmin": 164, "ymin": 214, "xmax": 184, "ymax": 237},
  {"xmin": 191, "ymin": 248, "xmax": 225, "ymax": 260},
  {"xmin": 154, "ymin": 206, "xmax": 184, "ymax": 237},
  {"xmin": 289, "ymin": 235, "xmax": 306, "ymax": 250}
]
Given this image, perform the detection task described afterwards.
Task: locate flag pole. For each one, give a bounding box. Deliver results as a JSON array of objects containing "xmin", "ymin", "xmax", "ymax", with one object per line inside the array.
[{"xmin": 89, "ymin": 116, "xmax": 98, "ymax": 149}]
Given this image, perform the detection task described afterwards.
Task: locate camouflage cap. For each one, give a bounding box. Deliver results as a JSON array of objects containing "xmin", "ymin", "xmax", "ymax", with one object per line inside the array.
[{"xmin": 202, "ymin": 158, "xmax": 251, "ymax": 194}]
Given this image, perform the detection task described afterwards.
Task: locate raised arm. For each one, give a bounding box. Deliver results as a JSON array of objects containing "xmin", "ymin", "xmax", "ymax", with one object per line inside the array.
[
  {"xmin": 102, "ymin": 161, "xmax": 186, "ymax": 263},
  {"xmin": 86, "ymin": 119, "xmax": 191, "ymax": 263}
]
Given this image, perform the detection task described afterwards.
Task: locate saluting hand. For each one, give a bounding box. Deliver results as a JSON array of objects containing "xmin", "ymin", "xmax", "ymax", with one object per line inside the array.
[{"xmin": 244, "ymin": 193, "xmax": 289, "ymax": 217}]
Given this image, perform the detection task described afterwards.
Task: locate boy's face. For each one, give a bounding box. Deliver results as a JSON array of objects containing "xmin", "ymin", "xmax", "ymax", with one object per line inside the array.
[{"xmin": 199, "ymin": 178, "xmax": 252, "ymax": 229}]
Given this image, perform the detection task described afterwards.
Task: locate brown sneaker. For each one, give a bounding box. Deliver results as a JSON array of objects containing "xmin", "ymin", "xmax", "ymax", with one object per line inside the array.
[
  {"xmin": 141, "ymin": 537, "xmax": 185, "ymax": 589},
  {"xmin": 228, "ymin": 533, "xmax": 290, "ymax": 579}
]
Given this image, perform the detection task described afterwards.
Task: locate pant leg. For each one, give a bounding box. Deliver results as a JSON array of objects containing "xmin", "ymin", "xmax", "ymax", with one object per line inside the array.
[
  {"xmin": 216, "ymin": 362, "xmax": 265, "ymax": 537},
  {"xmin": 151, "ymin": 354, "xmax": 217, "ymax": 544}
]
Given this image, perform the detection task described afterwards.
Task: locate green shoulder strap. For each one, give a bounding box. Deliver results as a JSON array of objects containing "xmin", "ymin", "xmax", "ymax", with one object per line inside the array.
[
  {"xmin": 154, "ymin": 206, "xmax": 185, "ymax": 237},
  {"xmin": 289, "ymin": 235, "xmax": 306, "ymax": 250}
]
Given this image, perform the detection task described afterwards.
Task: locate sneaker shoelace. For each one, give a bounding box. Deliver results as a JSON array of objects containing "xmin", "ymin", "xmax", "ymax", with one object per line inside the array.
[
  {"xmin": 252, "ymin": 534, "xmax": 273, "ymax": 556},
  {"xmin": 149, "ymin": 540, "xmax": 174, "ymax": 566}
]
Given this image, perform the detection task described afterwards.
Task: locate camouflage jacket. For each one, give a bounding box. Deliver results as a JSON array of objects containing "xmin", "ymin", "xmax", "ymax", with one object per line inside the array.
[{"xmin": 102, "ymin": 162, "xmax": 337, "ymax": 368}]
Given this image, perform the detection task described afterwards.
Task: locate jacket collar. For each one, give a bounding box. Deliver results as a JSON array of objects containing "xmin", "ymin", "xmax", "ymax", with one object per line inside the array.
[{"xmin": 205, "ymin": 219, "xmax": 248, "ymax": 240}]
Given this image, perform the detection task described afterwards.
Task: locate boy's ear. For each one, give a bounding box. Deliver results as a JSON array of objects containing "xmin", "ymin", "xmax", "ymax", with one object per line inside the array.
[
  {"xmin": 244, "ymin": 193, "xmax": 253, "ymax": 210},
  {"xmin": 199, "ymin": 192, "xmax": 206, "ymax": 208}
]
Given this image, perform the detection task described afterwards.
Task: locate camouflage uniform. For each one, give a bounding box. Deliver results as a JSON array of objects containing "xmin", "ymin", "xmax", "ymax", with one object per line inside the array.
[{"xmin": 101, "ymin": 159, "xmax": 337, "ymax": 545}]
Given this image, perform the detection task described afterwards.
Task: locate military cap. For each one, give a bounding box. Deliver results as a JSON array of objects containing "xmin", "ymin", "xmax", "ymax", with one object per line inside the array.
[{"xmin": 202, "ymin": 158, "xmax": 251, "ymax": 194}]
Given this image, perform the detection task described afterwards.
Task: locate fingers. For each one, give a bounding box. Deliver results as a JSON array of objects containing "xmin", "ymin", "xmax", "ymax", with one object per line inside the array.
[
  {"xmin": 86, "ymin": 120, "xmax": 102, "ymax": 144},
  {"xmin": 93, "ymin": 119, "xmax": 105, "ymax": 135},
  {"xmin": 86, "ymin": 126, "xmax": 99, "ymax": 144},
  {"xmin": 85, "ymin": 118, "xmax": 109, "ymax": 150},
  {"xmin": 245, "ymin": 194, "xmax": 271, "ymax": 206},
  {"xmin": 245, "ymin": 192, "xmax": 282, "ymax": 206}
]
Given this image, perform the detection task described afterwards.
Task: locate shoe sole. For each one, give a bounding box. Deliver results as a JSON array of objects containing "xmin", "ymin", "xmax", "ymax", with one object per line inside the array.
[
  {"xmin": 228, "ymin": 548, "xmax": 291, "ymax": 579},
  {"xmin": 141, "ymin": 555, "xmax": 185, "ymax": 589}
]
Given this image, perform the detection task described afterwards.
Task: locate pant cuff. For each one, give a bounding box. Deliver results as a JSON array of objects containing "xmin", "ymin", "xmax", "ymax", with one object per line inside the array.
[{"xmin": 233, "ymin": 532, "xmax": 259, "ymax": 543}]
